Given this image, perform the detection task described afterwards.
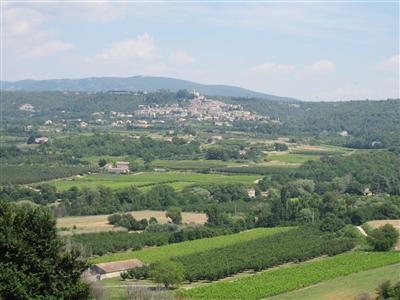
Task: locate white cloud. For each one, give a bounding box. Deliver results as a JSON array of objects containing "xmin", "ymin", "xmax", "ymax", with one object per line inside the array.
[
  {"xmin": 169, "ymin": 49, "xmax": 195, "ymax": 64},
  {"xmin": 251, "ymin": 62, "xmax": 296, "ymax": 74},
  {"xmin": 93, "ymin": 33, "xmax": 155, "ymax": 61},
  {"xmin": 3, "ymin": 4, "xmax": 73, "ymax": 62},
  {"xmin": 28, "ymin": 41, "xmax": 73, "ymax": 58},
  {"xmin": 377, "ymin": 54, "xmax": 400, "ymax": 71},
  {"xmin": 307, "ymin": 60, "xmax": 336, "ymax": 74},
  {"xmin": 3, "ymin": 6, "xmax": 44, "ymax": 37}
]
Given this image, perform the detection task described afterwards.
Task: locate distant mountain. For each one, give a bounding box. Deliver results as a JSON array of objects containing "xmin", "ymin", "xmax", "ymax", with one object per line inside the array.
[{"xmin": 0, "ymin": 76, "xmax": 299, "ymax": 101}]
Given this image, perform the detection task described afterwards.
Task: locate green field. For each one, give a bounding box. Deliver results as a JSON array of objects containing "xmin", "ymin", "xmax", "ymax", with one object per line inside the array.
[
  {"xmin": 265, "ymin": 154, "xmax": 320, "ymax": 164},
  {"xmin": 268, "ymin": 263, "xmax": 400, "ymax": 300},
  {"xmin": 150, "ymin": 159, "xmax": 233, "ymax": 170},
  {"xmin": 46, "ymin": 171, "xmax": 261, "ymax": 191},
  {"xmin": 90, "ymin": 227, "xmax": 291, "ymax": 264},
  {"xmin": 179, "ymin": 252, "xmax": 400, "ymax": 300}
]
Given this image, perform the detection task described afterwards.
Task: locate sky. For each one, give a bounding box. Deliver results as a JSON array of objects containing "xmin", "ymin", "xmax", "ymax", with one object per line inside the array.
[{"xmin": 1, "ymin": 1, "xmax": 399, "ymax": 101}]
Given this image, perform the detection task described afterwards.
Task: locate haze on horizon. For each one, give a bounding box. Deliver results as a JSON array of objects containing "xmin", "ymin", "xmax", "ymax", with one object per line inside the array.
[{"xmin": 1, "ymin": 1, "xmax": 399, "ymax": 101}]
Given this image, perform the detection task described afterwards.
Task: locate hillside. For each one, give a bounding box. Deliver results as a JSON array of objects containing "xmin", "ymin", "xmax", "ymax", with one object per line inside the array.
[{"xmin": 0, "ymin": 76, "xmax": 298, "ymax": 101}]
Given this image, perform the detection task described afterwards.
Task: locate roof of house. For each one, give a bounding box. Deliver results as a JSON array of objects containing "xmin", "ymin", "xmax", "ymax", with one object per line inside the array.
[
  {"xmin": 94, "ymin": 259, "xmax": 143, "ymax": 273},
  {"xmin": 116, "ymin": 161, "xmax": 129, "ymax": 165}
]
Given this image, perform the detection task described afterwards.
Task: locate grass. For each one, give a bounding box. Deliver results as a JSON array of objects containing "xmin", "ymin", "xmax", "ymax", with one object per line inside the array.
[
  {"xmin": 90, "ymin": 227, "xmax": 291, "ymax": 264},
  {"xmin": 267, "ymin": 263, "xmax": 400, "ymax": 300},
  {"xmin": 82, "ymin": 155, "xmax": 133, "ymax": 165},
  {"xmin": 150, "ymin": 159, "xmax": 233, "ymax": 170},
  {"xmin": 265, "ymin": 154, "xmax": 320, "ymax": 164},
  {"xmin": 178, "ymin": 252, "xmax": 400, "ymax": 300},
  {"xmin": 46, "ymin": 171, "xmax": 261, "ymax": 191}
]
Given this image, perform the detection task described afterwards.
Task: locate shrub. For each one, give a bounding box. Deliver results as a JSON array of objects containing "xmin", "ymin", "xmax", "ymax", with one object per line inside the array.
[
  {"xmin": 150, "ymin": 261, "xmax": 185, "ymax": 288},
  {"xmin": 367, "ymin": 224, "xmax": 399, "ymax": 251}
]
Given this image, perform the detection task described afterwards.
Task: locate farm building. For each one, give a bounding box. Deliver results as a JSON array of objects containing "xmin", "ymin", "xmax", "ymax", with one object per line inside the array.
[
  {"xmin": 89, "ymin": 259, "xmax": 143, "ymax": 280},
  {"xmin": 104, "ymin": 161, "xmax": 130, "ymax": 174},
  {"xmin": 34, "ymin": 136, "xmax": 49, "ymax": 144}
]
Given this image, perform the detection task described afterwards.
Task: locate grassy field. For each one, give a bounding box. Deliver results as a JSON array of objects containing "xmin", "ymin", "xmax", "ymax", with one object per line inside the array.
[
  {"xmin": 150, "ymin": 159, "xmax": 233, "ymax": 170},
  {"xmin": 178, "ymin": 252, "xmax": 400, "ymax": 300},
  {"xmin": 265, "ymin": 154, "xmax": 320, "ymax": 164},
  {"xmin": 57, "ymin": 210, "xmax": 207, "ymax": 234},
  {"xmin": 46, "ymin": 171, "xmax": 261, "ymax": 191},
  {"xmin": 90, "ymin": 227, "xmax": 291, "ymax": 264},
  {"xmin": 268, "ymin": 263, "xmax": 400, "ymax": 300}
]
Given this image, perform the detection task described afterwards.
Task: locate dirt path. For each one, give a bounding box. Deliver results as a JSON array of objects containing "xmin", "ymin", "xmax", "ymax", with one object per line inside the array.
[{"xmin": 356, "ymin": 226, "xmax": 368, "ymax": 237}]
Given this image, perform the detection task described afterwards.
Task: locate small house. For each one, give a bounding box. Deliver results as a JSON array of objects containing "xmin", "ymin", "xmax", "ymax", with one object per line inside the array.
[
  {"xmin": 89, "ymin": 259, "xmax": 143, "ymax": 280},
  {"xmin": 104, "ymin": 161, "xmax": 130, "ymax": 174},
  {"xmin": 34, "ymin": 136, "xmax": 49, "ymax": 144}
]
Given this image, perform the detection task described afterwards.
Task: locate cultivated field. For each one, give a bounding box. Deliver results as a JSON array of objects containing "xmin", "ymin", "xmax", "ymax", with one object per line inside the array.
[
  {"xmin": 57, "ymin": 210, "xmax": 207, "ymax": 233},
  {"xmin": 367, "ymin": 219, "xmax": 400, "ymax": 230},
  {"xmin": 178, "ymin": 252, "xmax": 400, "ymax": 300},
  {"xmin": 90, "ymin": 227, "xmax": 291, "ymax": 264},
  {"xmin": 268, "ymin": 263, "xmax": 400, "ymax": 300},
  {"xmin": 45, "ymin": 171, "xmax": 261, "ymax": 191}
]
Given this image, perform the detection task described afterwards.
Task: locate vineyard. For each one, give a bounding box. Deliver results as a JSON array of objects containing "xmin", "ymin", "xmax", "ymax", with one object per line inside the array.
[
  {"xmin": 47, "ymin": 171, "xmax": 260, "ymax": 191},
  {"xmin": 0, "ymin": 165, "xmax": 90, "ymax": 184},
  {"xmin": 90, "ymin": 227, "xmax": 290, "ymax": 264},
  {"xmin": 173, "ymin": 227, "xmax": 355, "ymax": 282},
  {"xmin": 178, "ymin": 252, "xmax": 400, "ymax": 299}
]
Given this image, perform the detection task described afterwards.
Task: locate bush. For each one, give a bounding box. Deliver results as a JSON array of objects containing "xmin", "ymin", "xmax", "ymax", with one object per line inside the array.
[
  {"xmin": 150, "ymin": 261, "xmax": 185, "ymax": 288},
  {"xmin": 367, "ymin": 224, "xmax": 399, "ymax": 251}
]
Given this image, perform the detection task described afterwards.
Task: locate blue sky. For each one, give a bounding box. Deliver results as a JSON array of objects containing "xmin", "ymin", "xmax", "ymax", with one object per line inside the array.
[{"xmin": 2, "ymin": 1, "xmax": 399, "ymax": 100}]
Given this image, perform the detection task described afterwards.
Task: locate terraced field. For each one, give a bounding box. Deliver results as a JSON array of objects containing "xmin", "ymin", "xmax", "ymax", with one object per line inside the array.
[
  {"xmin": 45, "ymin": 171, "xmax": 261, "ymax": 191},
  {"xmin": 90, "ymin": 227, "xmax": 291, "ymax": 264}
]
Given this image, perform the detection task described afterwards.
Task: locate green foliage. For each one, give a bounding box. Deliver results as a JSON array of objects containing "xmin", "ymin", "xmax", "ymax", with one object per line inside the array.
[
  {"xmin": 0, "ymin": 201, "xmax": 89, "ymax": 299},
  {"xmin": 166, "ymin": 206, "xmax": 182, "ymax": 224},
  {"xmin": 274, "ymin": 143, "xmax": 289, "ymax": 151},
  {"xmin": 297, "ymin": 150, "xmax": 400, "ymax": 195},
  {"xmin": 69, "ymin": 231, "xmax": 171, "ymax": 256},
  {"xmin": 0, "ymin": 165, "xmax": 90, "ymax": 185},
  {"xmin": 150, "ymin": 261, "xmax": 185, "ymax": 288},
  {"xmin": 173, "ymin": 227, "xmax": 355, "ymax": 282},
  {"xmin": 121, "ymin": 265, "xmax": 151, "ymax": 281},
  {"xmin": 90, "ymin": 227, "xmax": 290, "ymax": 264},
  {"xmin": 375, "ymin": 280, "xmax": 400, "ymax": 300},
  {"xmin": 367, "ymin": 224, "xmax": 399, "ymax": 251},
  {"xmin": 108, "ymin": 213, "xmax": 148, "ymax": 231},
  {"xmin": 98, "ymin": 159, "xmax": 107, "ymax": 167},
  {"xmin": 178, "ymin": 252, "xmax": 400, "ymax": 300},
  {"xmin": 320, "ymin": 213, "xmax": 345, "ymax": 232}
]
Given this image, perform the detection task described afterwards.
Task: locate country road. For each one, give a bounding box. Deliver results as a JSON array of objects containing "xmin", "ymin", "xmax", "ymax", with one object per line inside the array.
[{"xmin": 356, "ymin": 226, "xmax": 368, "ymax": 237}]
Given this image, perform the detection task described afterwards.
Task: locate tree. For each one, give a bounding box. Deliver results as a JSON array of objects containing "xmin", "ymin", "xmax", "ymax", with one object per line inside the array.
[
  {"xmin": 0, "ymin": 201, "xmax": 90, "ymax": 299},
  {"xmin": 98, "ymin": 159, "xmax": 107, "ymax": 168},
  {"xmin": 274, "ymin": 143, "xmax": 288, "ymax": 152},
  {"xmin": 320, "ymin": 213, "xmax": 345, "ymax": 232},
  {"xmin": 206, "ymin": 204, "xmax": 224, "ymax": 226},
  {"xmin": 150, "ymin": 261, "xmax": 185, "ymax": 288},
  {"xmin": 166, "ymin": 207, "xmax": 182, "ymax": 224},
  {"xmin": 367, "ymin": 224, "xmax": 399, "ymax": 251}
]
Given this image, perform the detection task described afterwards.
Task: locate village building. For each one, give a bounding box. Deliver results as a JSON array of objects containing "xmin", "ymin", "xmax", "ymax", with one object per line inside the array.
[
  {"xmin": 247, "ymin": 188, "xmax": 256, "ymax": 198},
  {"xmin": 19, "ymin": 103, "xmax": 35, "ymax": 112},
  {"xmin": 34, "ymin": 136, "xmax": 49, "ymax": 144},
  {"xmin": 104, "ymin": 161, "xmax": 130, "ymax": 174}
]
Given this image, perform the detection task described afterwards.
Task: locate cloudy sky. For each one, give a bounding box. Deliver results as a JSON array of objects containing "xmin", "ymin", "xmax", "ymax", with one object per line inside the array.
[{"xmin": 2, "ymin": 1, "xmax": 399, "ymax": 101}]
